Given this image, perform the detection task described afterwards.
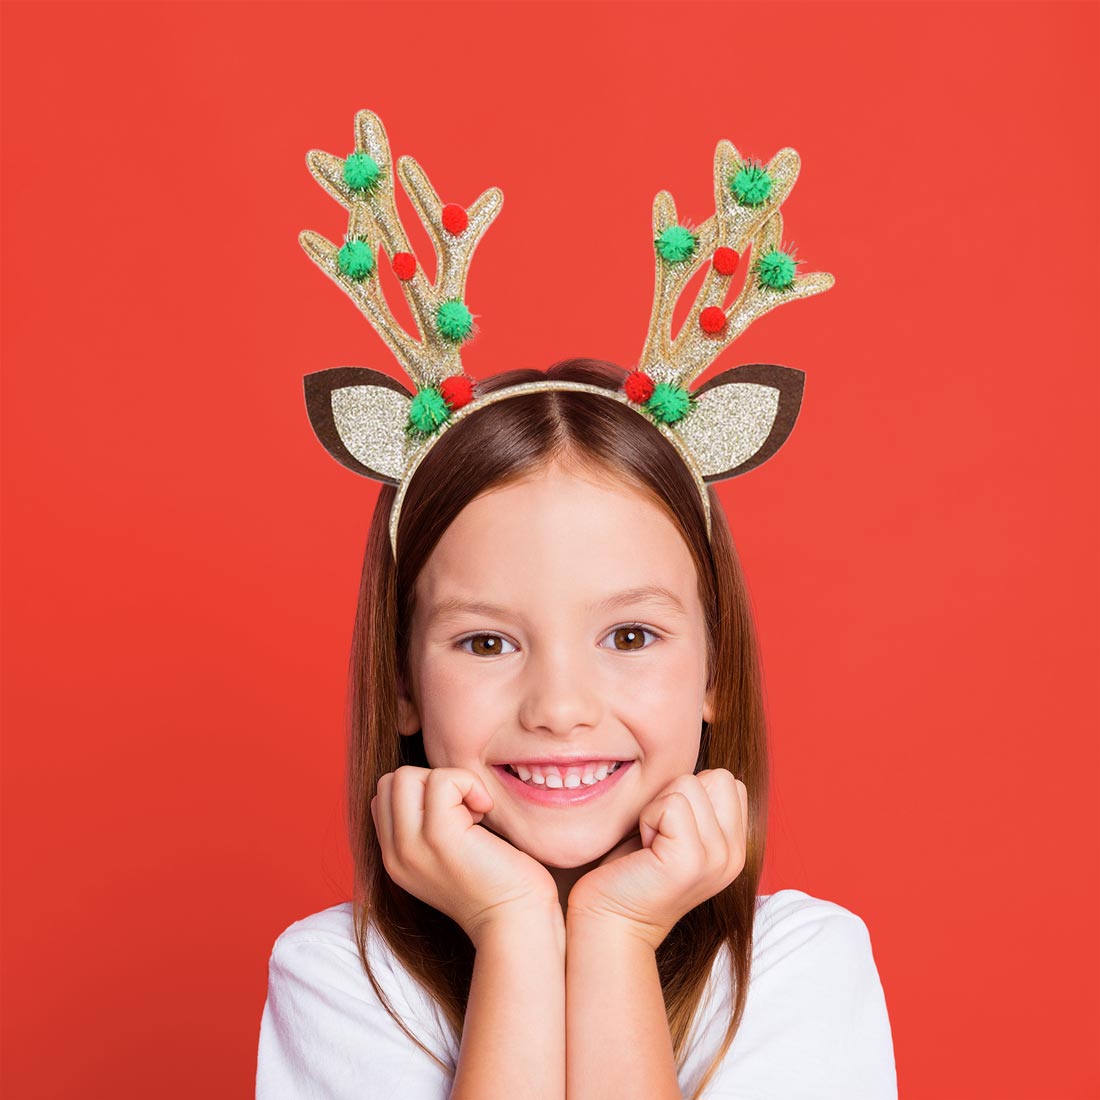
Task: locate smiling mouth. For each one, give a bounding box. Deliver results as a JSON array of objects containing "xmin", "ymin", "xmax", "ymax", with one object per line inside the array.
[
  {"xmin": 491, "ymin": 761, "xmax": 633, "ymax": 806},
  {"xmin": 502, "ymin": 762, "xmax": 626, "ymax": 784}
]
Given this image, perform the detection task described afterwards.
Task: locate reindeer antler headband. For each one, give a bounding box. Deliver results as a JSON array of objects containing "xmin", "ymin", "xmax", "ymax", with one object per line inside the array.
[{"xmin": 301, "ymin": 109, "xmax": 834, "ymax": 559}]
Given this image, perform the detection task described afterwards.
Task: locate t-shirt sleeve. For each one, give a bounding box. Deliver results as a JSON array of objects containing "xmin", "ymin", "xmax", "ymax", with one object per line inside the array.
[
  {"xmin": 698, "ymin": 897, "xmax": 897, "ymax": 1099},
  {"xmin": 255, "ymin": 930, "xmax": 454, "ymax": 1100}
]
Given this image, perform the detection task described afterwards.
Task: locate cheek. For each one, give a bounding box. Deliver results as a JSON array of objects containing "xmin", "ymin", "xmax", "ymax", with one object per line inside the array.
[
  {"xmin": 609, "ymin": 647, "xmax": 703, "ymax": 714},
  {"xmin": 416, "ymin": 659, "xmax": 510, "ymax": 759},
  {"xmin": 609, "ymin": 662, "xmax": 704, "ymax": 768}
]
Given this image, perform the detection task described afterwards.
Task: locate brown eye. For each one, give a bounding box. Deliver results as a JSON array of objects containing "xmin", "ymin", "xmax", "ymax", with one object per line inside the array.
[
  {"xmin": 605, "ymin": 625, "xmax": 657, "ymax": 652},
  {"xmin": 460, "ymin": 633, "xmax": 516, "ymax": 657}
]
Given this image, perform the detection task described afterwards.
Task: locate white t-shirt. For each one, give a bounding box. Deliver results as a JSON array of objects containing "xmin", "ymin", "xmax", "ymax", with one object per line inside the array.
[{"xmin": 256, "ymin": 888, "xmax": 897, "ymax": 1099}]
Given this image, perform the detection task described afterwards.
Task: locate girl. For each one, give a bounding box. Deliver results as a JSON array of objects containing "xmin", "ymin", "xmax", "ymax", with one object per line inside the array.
[
  {"xmin": 257, "ymin": 112, "xmax": 896, "ymax": 1100},
  {"xmin": 256, "ymin": 360, "xmax": 897, "ymax": 1100}
]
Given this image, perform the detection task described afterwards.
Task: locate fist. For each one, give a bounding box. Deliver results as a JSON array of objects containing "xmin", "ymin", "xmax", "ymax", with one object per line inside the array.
[
  {"xmin": 371, "ymin": 766, "xmax": 560, "ymax": 945},
  {"xmin": 566, "ymin": 769, "xmax": 748, "ymax": 949}
]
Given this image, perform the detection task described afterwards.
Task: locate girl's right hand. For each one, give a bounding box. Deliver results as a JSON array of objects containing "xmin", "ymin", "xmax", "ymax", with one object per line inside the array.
[{"xmin": 371, "ymin": 765, "xmax": 560, "ymax": 945}]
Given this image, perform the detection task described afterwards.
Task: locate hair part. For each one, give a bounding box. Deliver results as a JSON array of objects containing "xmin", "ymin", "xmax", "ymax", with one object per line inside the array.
[{"xmin": 345, "ymin": 358, "xmax": 770, "ymax": 1098}]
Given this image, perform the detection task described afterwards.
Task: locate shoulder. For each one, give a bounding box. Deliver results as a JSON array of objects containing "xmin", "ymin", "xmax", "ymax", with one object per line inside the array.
[
  {"xmin": 740, "ymin": 888, "xmax": 895, "ymax": 1095},
  {"xmin": 697, "ymin": 887, "xmax": 886, "ymax": 1017},
  {"xmin": 258, "ymin": 902, "xmax": 456, "ymax": 1097},
  {"xmin": 681, "ymin": 889, "xmax": 895, "ymax": 1098},
  {"xmin": 269, "ymin": 900, "xmax": 359, "ymax": 954},
  {"xmin": 755, "ymin": 885, "xmax": 868, "ymax": 927},
  {"xmin": 749, "ymin": 887, "xmax": 888, "ymax": 1005},
  {"xmin": 265, "ymin": 900, "xmax": 414, "ymax": 1006},
  {"xmin": 264, "ymin": 901, "xmax": 452, "ymax": 1040},
  {"xmin": 264, "ymin": 898, "xmax": 457, "ymax": 1047},
  {"xmin": 752, "ymin": 884, "xmax": 871, "ymax": 954},
  {"xmin": 266, "ymin": 901, "xmax": 367, "ymax": 984}
]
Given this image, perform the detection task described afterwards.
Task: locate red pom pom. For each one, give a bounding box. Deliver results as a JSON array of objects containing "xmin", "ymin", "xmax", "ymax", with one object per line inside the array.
[
  {"xmin": 392, "ymin": 251, "xmax": 417, "ymax": 280},
  {"xmin": 712, "ymin": 247, "xmax": 740, "ymax": 276},
  {"xmin": 700, "ymin": 306, "xmax": 727, "ymax": 334},
  {"xmin": 441, "ymin": 374, "xmax": 474, "ymax": 409},
  {"xmin": 442, "ymin": 204, "xmax": 469, "ymax": 235},
  {"xmin": 624, "ymin": 371, "xmax": 655, "ymax": 404}
]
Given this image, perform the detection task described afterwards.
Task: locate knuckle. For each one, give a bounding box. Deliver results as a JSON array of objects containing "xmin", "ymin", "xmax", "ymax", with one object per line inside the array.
[
  {"xmin": 661, "ymin": 785, "xmax": 690, "ymax": 803},
  {"xmin": 714, "ymin": 836, "xmax": 731, "ymax": 866},
  {"xmin": 421, "ymin": 809, "xmax": 448, "ymax": 849},
  {"xmin": 727, "ymin": 845, "xmax": 746, "ymax": 878},
  {"xmin": 391, "ymin": 831, "xmax": 415, "ymax": 865}
]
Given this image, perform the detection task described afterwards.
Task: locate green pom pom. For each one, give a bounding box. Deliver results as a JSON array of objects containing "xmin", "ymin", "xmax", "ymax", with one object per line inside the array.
[
  {"xmin": 408, "ymin": 387, "xmax": 451, "ymax": 434},
  {"xmin": 730, "ymin": 163, "xmax": 773, "ymax": 206},
  {"xmin": 336, "ymin": 239, "xmax": 376, "ymax": 280},
  {"xmin": 344, "ymin": 152, "xmax": 382, "ymax": 192},
  {"xmin": 756, "ymin": 248, "xmax": 798, "ymax": 290},
  {"xmin": 645, "ymin": 382, "xmax": 693, "ymax": 424},
  {"xmin": 655, "ymin": 225, "xmax": 697, "ymax": 263},
  {"xmin": 436, "ymin": 299, "xmax": 473, "ymax": 342}
]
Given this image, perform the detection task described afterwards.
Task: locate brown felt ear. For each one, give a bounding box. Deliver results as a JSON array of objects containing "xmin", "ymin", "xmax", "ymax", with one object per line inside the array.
[
  {"xmin": 676, "ymin": 362, "xmax": 806, "ymax": 482},
  {"xmin": 302, "ymin": 366, "xmax": 415, "ymax": 483}
]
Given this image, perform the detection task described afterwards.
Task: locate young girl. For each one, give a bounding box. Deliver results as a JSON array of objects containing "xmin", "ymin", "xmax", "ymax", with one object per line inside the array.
[{"xmin": 256, "ymin": 113, "xmax": 897, "ymax": 1100}]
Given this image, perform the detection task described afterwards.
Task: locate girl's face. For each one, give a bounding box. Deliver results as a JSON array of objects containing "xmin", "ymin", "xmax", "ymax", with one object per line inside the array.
[{"xmin": 397, "ymin": 459, "xmax": 715, "ymax": 887}]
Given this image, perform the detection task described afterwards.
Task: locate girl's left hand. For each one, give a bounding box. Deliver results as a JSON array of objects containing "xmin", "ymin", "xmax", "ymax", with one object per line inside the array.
[{"xmin": 566, "ymin": 769, "xmax": 748, "ymax": 950}]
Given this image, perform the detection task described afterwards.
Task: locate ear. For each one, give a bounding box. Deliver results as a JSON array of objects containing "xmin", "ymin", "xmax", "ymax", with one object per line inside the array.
[
  {"xmin": 303, "ymin": 366, "xmax": 415, "ymax": 482},
  {"xmin": 702, "ymin": 681, "xmax": 717, "ymax": 725},
  {"xmin": 395, "ymin": 666, "xmax": 422, "ymax": 737},
  {"xmin": 679, "ymin": 362, "xmax": 805, "ymax": 481}
]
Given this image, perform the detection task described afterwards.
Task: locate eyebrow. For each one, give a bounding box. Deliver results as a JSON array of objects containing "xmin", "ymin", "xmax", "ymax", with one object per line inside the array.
[{"xmin": 426, "ymin": 584, "xmax": 687, "ymax": 626}]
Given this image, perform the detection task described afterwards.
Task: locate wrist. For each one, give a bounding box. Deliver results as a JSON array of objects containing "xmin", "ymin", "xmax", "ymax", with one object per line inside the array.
[
  {"xmin": 467, "ymin": 898, "xmax": 566, "ymax": 954},
  {"xmin": 566, "ymin": 907, "xmax": 665, "ymax": 952}
]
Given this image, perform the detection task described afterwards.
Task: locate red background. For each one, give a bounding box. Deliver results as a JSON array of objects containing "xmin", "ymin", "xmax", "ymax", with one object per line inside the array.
[{"xmin": 3, "ymin": 2, "xmax": 1097, "ymax": 1096}]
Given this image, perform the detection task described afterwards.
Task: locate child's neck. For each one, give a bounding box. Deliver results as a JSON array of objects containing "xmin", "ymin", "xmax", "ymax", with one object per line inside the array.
[{"xmin": 547, "ymin": 849, "xmax": 621, "ymax": 919}]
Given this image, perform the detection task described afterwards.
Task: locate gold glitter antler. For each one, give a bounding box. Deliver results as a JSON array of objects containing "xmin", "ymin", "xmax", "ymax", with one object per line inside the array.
[
  {"xmin": 299, "ymin": 113, "xmax": 835, "ymax": 557},
  {"xmin": 640, "ymin": 141, "xmax": 833, "ymax": 387},
  {"xmin": 624, "ymin": 140, "xmax": 835, "ymax": 483},
  {"xmin": 300, "ymin": 109, "xmax": 502, "ymax": 484}
]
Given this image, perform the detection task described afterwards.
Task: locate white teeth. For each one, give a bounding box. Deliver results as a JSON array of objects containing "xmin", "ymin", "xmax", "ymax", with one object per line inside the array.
[{"xmin": 505, "ymin": 761, "xmax": 623, "ymax": 788}]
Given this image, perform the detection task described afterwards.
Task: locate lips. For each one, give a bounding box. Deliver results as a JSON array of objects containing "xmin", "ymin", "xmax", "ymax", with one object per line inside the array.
[
  {"xmin": 491, "ymin": 760, "xmax": 633, "ymax": 806},
  {"xmin": 493, "ymin": 758, "xmax": 631, "ymax": 767}
]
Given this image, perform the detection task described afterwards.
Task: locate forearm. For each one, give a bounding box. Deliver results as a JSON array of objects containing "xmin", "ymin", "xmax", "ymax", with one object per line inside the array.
[
  {"xmin": 450, "ymin": 907, "xmax": 567, "ymax": 1100},
  {"xmin": 565, "ymin": 914, "xmax": 681, "ymax": 1100}
]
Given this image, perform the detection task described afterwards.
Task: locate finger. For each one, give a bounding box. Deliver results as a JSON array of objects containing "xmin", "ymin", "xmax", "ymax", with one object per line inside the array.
[
  {"xmin": 372, "ymin": 772, "xmax": 396, "ymax": 862},
  {"xmin": 423, "ymin": 767, "xmax": 491, "ymax": 851},
  {"xmin": 391, "ymin": 765, "xmax": 429, "ymax": 860},
  {"xmin": 640, "ymin": 789, "xmax": 703, "ymax": 866},
  {"xmin": 664, "ymin": 774, "xmax": 728, "ymax": 866},
  {"xmin": 698, "ymin": 770, "xmax": 744, "ymax": 841},
  {"xmin": 703, "ymin": 771, "xmax": 748, "ymax": 878}
]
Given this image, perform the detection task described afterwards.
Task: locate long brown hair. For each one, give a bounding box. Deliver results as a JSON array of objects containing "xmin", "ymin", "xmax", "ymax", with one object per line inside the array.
[{"xmin": 345, "ymin": 357, "xmax": 770, "ymax": 1099}]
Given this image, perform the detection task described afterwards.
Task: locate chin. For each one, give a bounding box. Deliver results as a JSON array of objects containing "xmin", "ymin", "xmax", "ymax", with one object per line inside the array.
[{"xmin": 517, "ymin": 831, "xmax": 618, "ymax": 870}]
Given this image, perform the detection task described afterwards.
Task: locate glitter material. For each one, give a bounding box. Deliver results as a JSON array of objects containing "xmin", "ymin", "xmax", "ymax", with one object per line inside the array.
[
  {"xmin": 638, "ymin": 141, "xmax": 834, "ymax": 390},
  {"xmin": 300, "ymin": 110, "xmax": 835, "ymax": 561},
  {"xmin": 678, "ymin": 383, "xmax": 779, "ymax": 476},
  {"xmin": 330, "ymin": 383, "xmax": 413, "ymax": 481},
  {"xmin": 385, "ymin": 380, "xmax": 716, "ymax": 557},
  {"xmin": 299, "ymin": 109, "xmax": 502, "ymax": 389}
]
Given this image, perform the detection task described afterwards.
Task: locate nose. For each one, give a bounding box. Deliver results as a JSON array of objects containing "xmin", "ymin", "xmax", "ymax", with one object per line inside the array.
[{"xmin": 517, "ymin": 641, "xmax": 604, "ymax": 736}]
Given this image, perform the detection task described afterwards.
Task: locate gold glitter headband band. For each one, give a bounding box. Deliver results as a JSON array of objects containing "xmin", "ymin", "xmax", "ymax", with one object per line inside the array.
[{"xmin": 300, "ymin": 109, "xmax": 835, "ymax": 560}]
